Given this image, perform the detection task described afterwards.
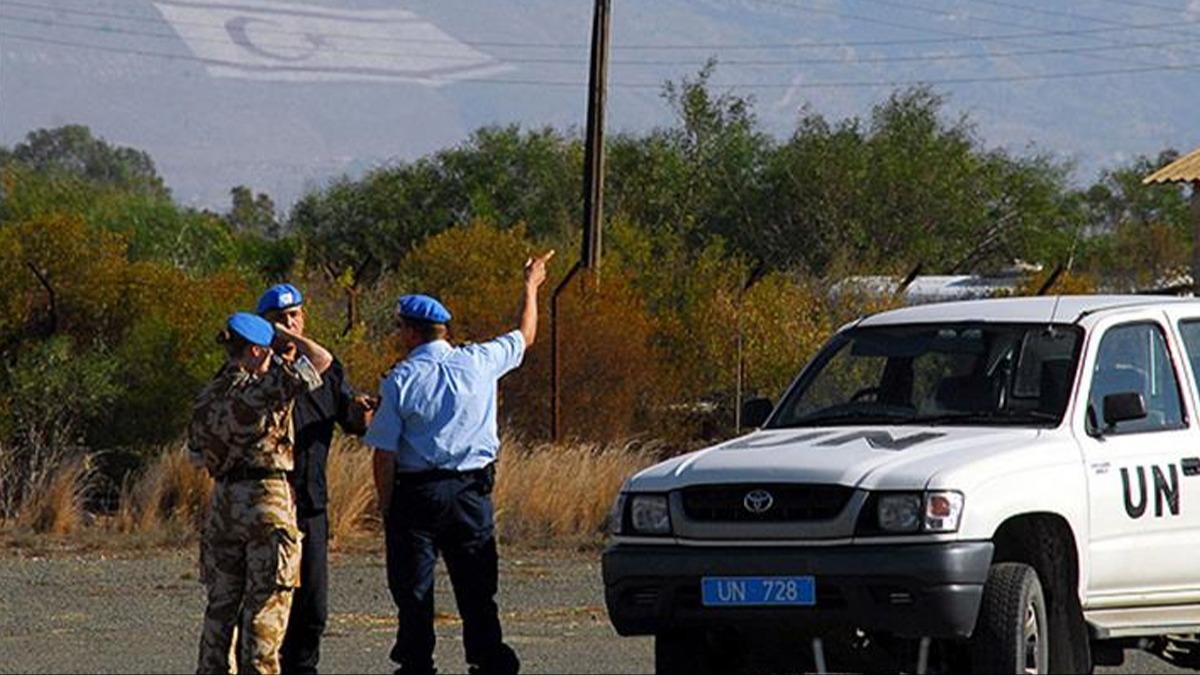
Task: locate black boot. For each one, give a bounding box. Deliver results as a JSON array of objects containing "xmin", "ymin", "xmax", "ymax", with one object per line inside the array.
[{"xmin": 467, "ymin": 643, "xmax": 519, "ymax": 675}]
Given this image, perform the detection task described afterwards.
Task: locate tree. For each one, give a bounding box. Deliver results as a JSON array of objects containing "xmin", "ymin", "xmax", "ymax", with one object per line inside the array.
[
  {"xmin": 89, "ymin": 190, "xmax": 241, "ymax": 274},
  {"xmin": 0, "ymin": 209, "xmax": 253, "ymax": 451},
  {"xmin": 607, "ymin": 62, "xmax": 772, "ymax": 253},
  {"xmin": 6, "ymin": 125, "xmax": 168, "ymax": 197},
  {"xmin": 0, "ymin": 164, "xmax": 267, "ymax": 278},
  {"xmin": 1076, "ymin": 152, "xmax": 1191, "ymax": 290},
  {"xmin": 393, "ymin": 221, "xmax": 660, "ymax": 439},
  {"xmin": 228, "ymin": 185, "xmax": 279, "ymax": 238},
  {"xmin": 761, "ymin": 87, "xmax": 1078, "ymax": 275},
  {"xmin": 435, "ymin": 126, "xmax": 582, "ymax": 241},
  {"xmin": 0, "ymin": 212, "xmax": 130, "ymax": 345},
  {"xmin": 291, "ymin": 126, "xmax": 580, "ymax": 336},
  {"xmin": 290, "ymin": 177, "xmax": 393, "ymax": 335}
]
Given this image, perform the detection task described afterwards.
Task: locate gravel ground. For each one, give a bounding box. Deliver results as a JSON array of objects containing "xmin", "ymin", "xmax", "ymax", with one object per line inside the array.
[{"xmin": 0, "ymin": 546, "xmax": 1185, "ymax": 674}]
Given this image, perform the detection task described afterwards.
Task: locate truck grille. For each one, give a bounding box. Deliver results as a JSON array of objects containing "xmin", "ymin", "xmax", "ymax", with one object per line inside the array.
[{"xmin": 680, "ymin": 484, "xmax": 854, "ymax": 522}]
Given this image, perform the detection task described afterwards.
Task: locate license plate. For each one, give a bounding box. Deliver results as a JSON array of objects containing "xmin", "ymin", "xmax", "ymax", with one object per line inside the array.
[{"xmin": 701, "ymin": 576, "xmax": 816, "ymax": 607}]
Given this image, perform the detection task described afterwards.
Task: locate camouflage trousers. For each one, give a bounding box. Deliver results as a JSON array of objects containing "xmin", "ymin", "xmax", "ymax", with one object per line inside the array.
[{"xmin": 197, "ymin": 477, "xmax": 302, "ymax": 675}]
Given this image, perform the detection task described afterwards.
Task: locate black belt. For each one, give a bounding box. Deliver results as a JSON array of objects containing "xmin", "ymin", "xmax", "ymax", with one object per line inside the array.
[
  {"xmin": 219, "ymin": 467, "xmax": 290, "ymax": 483},
  {"xmin": 394, "ymin": 463, "xmax": 493, "ymax": 485}
]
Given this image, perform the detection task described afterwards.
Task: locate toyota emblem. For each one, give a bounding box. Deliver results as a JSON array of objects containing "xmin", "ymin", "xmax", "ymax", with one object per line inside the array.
[{"xmin": 743, "ymin": 489, "xmax": 774, "ymax": 514}]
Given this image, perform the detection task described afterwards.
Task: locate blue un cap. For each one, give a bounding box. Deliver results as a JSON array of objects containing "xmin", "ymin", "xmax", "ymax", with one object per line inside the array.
[
  {"xmin": 396, "ymin": 294, "xmax": 452, "ymax": 323},
  {"xmin": 227, "ymin": 312, "xmax": 275, "ymax": 347},
  {"xmin": 255, "ymin": 283, "xmax": 303, "ymax": 315}
]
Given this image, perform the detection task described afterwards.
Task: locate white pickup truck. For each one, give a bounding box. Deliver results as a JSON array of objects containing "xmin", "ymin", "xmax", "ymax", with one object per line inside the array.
[{"xmin": 603, "ymin": 295, "xmax": 1200, "ymax": 674}]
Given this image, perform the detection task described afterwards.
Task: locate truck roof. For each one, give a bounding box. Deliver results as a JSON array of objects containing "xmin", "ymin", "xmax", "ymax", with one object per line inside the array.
[{"xmin": 858, "ymin": 295, "xmax": 1199, "ymax": 327}]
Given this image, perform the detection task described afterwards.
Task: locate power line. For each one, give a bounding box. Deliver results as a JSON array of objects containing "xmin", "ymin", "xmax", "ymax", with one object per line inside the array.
[
  {"xmin": 4, "ymin": 10, "xmax": 1195, "ymax": 67},
  {"xmin": 825, "ymin": 0, "xmax": 1188, "ymax": 73},
  {"xmin": 8, "ymin": 0, "xmax": 1200, "ymax": 52},
  {"xmin": 751, "ymin": 0, "xmax": 1040, "ymax": 44},
  {"xmin": 4, "ymin": 29, "xmax": 1199, "ymax": 90},
  {"xmin": 990, "ymin": 0, "xmax": 1193, "ymax": 24},
  {"xmin": 1087, "ymin": 0, "xmax": 1192, "ymax": 14},
  {"xmin": 747, "ymin": 0, "xmax": 1164, "ymax": 84},
  {"xmin": 966, "ymin": 0, "xmax": 1200, "ymax": 54}
]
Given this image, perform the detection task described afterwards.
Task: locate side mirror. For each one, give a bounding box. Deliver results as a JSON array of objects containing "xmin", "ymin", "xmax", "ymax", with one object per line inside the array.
[
  {"xmin": 1103, "ymin": 392, "xmax": 1147, "ymax": 430},
  {"xmin": 741, "ymin": 398, "xmax": 774, "ymax": 428}
]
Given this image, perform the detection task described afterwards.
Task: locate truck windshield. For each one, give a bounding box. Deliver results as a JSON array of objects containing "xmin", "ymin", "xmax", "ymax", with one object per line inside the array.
[{"xmin": 769, "ymin": 323, "xmax": 1082, "ymax": 428}]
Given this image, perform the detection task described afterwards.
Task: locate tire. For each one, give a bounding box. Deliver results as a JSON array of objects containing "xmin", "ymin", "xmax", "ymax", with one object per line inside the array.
[
  {"xmin": 655, "ymin": 630, "xmax": 734, "ymax": 675},
  {"xmin": 655, "ymin": 631, "xmax": 705, "ymax": 675},
  {"xmin": 971, "ymin": 562, "xmax": 1050, "ymax": 674}
]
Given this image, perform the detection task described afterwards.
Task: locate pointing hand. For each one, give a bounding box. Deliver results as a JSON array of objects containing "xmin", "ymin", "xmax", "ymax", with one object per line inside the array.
[{"xmin": 524, "ymin": 250, "xmax": 555, "ymax": 290}]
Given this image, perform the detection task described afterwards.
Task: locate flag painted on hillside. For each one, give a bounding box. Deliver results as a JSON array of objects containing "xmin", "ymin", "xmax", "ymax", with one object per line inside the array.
[{"xmin": 153, "ymin": 0, "xmax": 509, "ymax": 83}]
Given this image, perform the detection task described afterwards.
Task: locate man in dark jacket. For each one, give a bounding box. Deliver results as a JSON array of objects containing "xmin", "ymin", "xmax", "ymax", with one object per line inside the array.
[{"xmin": 257, "ymin": 283, "xmax": 375, "ymax": 674}]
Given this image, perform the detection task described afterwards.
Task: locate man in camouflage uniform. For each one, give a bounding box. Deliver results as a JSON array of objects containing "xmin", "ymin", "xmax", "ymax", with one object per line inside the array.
[{"xmin": 189, "ymin": 312, "xmax": 332, "ymax": 675}]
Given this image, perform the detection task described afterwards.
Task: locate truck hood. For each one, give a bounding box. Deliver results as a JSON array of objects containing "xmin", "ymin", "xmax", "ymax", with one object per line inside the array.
[{"xmin": 628, "ymin": 426, "xmax": 1046, "ymax": 492}]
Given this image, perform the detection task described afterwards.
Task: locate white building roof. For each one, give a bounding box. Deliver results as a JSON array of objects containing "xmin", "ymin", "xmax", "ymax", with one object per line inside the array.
[{"xmin": 835, "ymin": 275, "xmax": 1018, "ymax": 304}]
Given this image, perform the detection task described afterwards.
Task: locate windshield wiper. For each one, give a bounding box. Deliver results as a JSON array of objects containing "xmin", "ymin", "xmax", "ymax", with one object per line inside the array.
[{"xmin": 911, "ymin": 410, "xmax": 1060, "ymax": 426}]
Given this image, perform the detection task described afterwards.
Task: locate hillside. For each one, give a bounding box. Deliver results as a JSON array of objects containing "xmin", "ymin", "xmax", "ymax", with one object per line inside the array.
[{"xmin": 2, "ymin": 0, "xmax": 1196, "ymax": 208}]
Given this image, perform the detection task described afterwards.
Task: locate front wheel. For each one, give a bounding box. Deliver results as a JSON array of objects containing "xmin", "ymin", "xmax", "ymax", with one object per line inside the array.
[
  {"xmin": 970, "ymin": 562, "xmax": 1049, "ymax": 674},
  {"xmin": 655, "ymin": 630, "xmax": 702, "ymax": 675},
  {"xmin": 655, "ymin": 630, "xmax": 737, "ymax": 675}
]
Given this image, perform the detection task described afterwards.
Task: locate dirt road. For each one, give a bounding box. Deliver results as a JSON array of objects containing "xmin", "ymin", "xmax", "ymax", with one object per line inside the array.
[{"xmin": 0, "ymin": 547, "xmax": 1182, "ymax": 673}]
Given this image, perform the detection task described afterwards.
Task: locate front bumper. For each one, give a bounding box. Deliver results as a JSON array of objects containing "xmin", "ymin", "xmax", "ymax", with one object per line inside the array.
[{"xmin": 602, "ymin": 541, "xmax": 993, "ymax": 639}]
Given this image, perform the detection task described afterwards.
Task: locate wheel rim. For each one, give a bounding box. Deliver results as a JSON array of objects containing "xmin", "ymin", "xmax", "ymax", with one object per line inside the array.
[{"xmin": 1022, "ymin": 600, "xmax": 1043, "ymax": 674}]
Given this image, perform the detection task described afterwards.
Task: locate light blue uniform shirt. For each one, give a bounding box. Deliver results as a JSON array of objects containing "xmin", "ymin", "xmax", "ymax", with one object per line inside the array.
[{"xmin": 364, "ymin": 330, "xmax": 525, "ymax": 472}]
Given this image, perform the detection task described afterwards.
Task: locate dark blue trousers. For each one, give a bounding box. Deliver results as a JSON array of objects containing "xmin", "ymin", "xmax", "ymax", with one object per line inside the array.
[
  {"xmin": 384, "ymin": 469, "xmax": 518, "ymax": 675},
  {"xmin": 280, "ymin": 510, "xmax": 328, "ymax": 674}
]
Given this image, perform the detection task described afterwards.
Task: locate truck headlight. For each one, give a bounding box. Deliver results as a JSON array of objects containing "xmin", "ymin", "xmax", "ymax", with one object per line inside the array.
[
  {"xmin": 923, "ymin": 491, "xmax": 964, "ymax": 533},
  {"xmin": 878, "ymin": 494, "xmax": 922, "ymax": 533},
  {"xmin": 629, "ymin": 494, "xmax": 671, "ymax": 535},
  {"xmin": 608, "ymin": 493, "xmax": 628, "ymax": 535}
]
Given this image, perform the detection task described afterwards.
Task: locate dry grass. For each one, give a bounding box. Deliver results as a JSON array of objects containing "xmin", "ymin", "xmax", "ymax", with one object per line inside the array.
[
  {"xmin": 319, "ymin": 436, "xmax": 658, "ymax": 549},
  {"xmin": 493, "ymin": 438, "xmax": 660, "ymax": 546},
  {"xmin": 0, "ymin": 436, "xmax": 659, "ymax": 551},
  {"xmin": 325, "ymin": 437, "xmax": 378, "ymax": 546},
  {"xmin": 108, "ymin": 440, "xmax": 376, "ymax": 548},
  {"xmin": 114, "ymin": 445, "xmax": 213, "ymax": 543},
  {"xmin": 13, "ymin": 455, "xmax": 93, "ymax": 535}
]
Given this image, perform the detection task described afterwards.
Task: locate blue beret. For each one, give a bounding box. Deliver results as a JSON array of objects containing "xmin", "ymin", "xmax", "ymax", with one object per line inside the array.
[
  {"xmin": 396, "ymin": 294, "xmax": 452, "ymax": 323},
  {"xmin": 227, "ymin": 312, "xmax": 275, "ymax": 347},
  {"xmin": 256, "ymin": 283, "xmax": 303, "ymax": 315}
]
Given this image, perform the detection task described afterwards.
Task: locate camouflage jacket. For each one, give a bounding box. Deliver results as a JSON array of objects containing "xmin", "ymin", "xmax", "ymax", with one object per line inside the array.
[{"xmin": 188, "ymin": 356, "xmax": 323, "ymax": 479}]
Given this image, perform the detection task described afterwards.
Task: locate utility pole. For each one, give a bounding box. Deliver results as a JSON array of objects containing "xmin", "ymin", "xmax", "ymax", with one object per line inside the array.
[
  {"xmin": 733, "ymin": 261, "xmax": 766, "ymax": 433},
  {"xmin": 580, "ymin": 0, "xmax": 611, "ymax": 271},
  {"xmin": 551, "ymin": 0, "xmax": 612, "ymax": 442}
]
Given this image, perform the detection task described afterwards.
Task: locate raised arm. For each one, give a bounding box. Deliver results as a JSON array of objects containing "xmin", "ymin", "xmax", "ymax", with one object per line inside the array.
[
  {"xmin": 518, "ymin": 250, "xmax": 554, "ymax": 348},
  {"xmin": 273, "ymin": 323, "xmax": 333, "ymax": 374}
]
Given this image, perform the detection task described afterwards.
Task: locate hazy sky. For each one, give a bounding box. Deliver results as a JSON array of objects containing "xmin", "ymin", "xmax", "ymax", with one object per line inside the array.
[{"xmin": 2, "ymin": 0, "xmax": 1198, "ymax": 211}]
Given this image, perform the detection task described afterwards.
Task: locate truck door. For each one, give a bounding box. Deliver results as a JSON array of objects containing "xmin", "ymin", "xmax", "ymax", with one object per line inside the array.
[{"xmin": 1079, "ymin": 317, "xmax": 1200, "ymax": 605}]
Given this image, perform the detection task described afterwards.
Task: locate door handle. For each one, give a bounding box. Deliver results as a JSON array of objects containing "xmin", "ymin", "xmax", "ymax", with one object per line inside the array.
[{"xmin": 1182, "ymin": 457, "xmax": 1200, "ymax": 476}]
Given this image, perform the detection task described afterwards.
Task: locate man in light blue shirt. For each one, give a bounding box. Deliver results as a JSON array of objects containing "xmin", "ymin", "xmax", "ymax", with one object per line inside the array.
[{"xmin": 366, "ymin": 250, "xmax": 553, "ymax": 675}]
